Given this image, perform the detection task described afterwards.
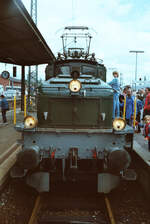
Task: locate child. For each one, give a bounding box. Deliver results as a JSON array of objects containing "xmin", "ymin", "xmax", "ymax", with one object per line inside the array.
[
  {"xmin": 143, "ymin": 115, "xmax": 150, "ymax": 151},
  {"xmin": 108, "ymin": 71, "xmax": 120, "ymax": 119}
]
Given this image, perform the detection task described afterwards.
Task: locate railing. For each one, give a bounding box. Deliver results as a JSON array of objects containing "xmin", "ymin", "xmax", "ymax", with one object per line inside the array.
[{"xmin": 13, "ymin": 95, "xmax": 37, "ymax": 124}]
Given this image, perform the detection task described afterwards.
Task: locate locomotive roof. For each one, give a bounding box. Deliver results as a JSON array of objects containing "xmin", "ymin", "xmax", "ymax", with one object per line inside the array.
[{"xmin": 55, "ymin": 59, "xmax": 104, "ymax": 66}]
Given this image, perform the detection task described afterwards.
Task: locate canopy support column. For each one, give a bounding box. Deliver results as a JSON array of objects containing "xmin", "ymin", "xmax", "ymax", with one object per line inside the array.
[{"xmin": 21, "ymin": 65, "xmax": 25, "ymax": 111}]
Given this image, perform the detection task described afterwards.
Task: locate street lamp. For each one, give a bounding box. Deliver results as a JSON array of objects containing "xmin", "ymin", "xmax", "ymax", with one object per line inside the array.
[{"xmin": 129, "ymin": 50, "xmax": 144, "ymax": 90}]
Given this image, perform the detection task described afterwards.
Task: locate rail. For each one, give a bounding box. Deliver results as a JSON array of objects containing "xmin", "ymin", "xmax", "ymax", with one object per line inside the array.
[
  {"xmin": 28, "ymin": 195, "xmax": 41, "ymax": 224},
  {"xmin": 104, "ymin": 195, "xmax": 116, "ymax": 224},
  {"xmin": 28, "ymin": 193, "xmax": 116, "ymax": 224}
]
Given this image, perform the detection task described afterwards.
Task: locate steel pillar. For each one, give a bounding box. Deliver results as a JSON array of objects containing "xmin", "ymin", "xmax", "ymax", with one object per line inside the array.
[
  {"xmin": 28, "ymin": 0, "xmax": 38, "ymax": 103},
  {"xmin": 21, "ymin": 66, "xmax": 25, "ymax": 111}
]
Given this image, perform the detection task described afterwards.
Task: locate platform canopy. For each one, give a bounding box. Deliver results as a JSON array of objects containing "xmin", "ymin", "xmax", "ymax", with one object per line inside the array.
[{"xmin": 0, "ymin": 0, "xmax": 56, "ymax": 66}]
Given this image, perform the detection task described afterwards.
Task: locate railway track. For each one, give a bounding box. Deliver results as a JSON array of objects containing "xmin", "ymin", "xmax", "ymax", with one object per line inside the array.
[
  {"xmin": 1, "ymin": 178, "xmax": 150, "ymax": 224},
  {"xmin": 0, "ymin": 142, "xmax": 150, "ymax": 224},
  {"xmin": 28, "ymin": 193, "xmax": 115, "ymax": 224}
]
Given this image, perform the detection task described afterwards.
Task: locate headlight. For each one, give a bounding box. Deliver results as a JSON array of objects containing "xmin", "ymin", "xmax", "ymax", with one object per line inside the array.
[
  {"xmin": 24, "ymin": 116, "xmax": 38, "ymax": 129},
  {"xmin": 113, "ymin": 118, "xmax": 126, "ymax": 131},
  {"xmin": 69, "ymin": 79, "xmax": 81, "ymax": 92}
]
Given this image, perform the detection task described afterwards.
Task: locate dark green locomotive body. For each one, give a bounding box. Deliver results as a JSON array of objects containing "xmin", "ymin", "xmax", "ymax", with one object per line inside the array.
[{"xmin": 12, "ymin": 27, "xmax": 135, "ymax": 193}]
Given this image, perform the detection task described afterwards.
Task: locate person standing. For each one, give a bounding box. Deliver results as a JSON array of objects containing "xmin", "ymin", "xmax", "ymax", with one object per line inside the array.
[
  {"xmin": 136, "ymin": 94, "xmax": 143, "ymax": 132},
  {"xmin": 125, "ymin": 89, "xmax": 135, "ymax": 126},
  {"xmin": 108, "ymin": 71, "xmax": 120, "ymax": 119},
  {"xmin": 143, "ymin": 87, "xmax": 150, "ymax": 118},
  {"xmin": 143, "ymin": 115, "xmax": 150, "ymax": 151},
  {"xmin": 138, "ymin": 88, "xmax": 145, "ymax": 121},
  {"xmin": 0, "ymin": 95, "xmax": 9, "ymax": 123},
  {"xmin": 119, "ymin": 94, "xmax": 124, "ymax": 117}
]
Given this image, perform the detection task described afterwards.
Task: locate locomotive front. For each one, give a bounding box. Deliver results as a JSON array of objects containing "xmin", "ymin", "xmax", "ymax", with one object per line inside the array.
[{"xmin": 11, "ymin": 27, "xmax": 135, "ymax": 193}]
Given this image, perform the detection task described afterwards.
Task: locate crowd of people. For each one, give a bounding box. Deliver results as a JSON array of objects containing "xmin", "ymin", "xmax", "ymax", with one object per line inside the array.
[{"xmin": 108, "ymin": 71, "xmax": 150, "ymax": 151}]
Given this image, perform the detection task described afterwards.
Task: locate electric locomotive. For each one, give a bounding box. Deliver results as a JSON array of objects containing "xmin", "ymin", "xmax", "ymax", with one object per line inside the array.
[{"xmin": 11, "ymin": 26, "xmax": 135, "ymax": 193}]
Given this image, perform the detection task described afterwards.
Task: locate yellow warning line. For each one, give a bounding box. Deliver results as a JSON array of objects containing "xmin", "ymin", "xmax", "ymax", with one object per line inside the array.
[
  {"xmin": 0, "ymin": 145, "xmax": 22, "ymax": 190},
  {"xmin": 0, "ymin": 142, "xmax": 19, "ymax": 165}
]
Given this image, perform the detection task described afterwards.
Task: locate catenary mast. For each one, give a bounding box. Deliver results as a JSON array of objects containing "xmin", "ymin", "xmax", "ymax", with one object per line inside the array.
[{"xmin": 28, "ymin": 0, "xmax": 38, "ymax": 105}]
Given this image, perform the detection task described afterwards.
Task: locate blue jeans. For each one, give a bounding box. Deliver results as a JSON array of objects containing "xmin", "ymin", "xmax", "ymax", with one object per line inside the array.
[{"xmin": 113, "ymin": 92, "xmax": 120, "ymax": 119}]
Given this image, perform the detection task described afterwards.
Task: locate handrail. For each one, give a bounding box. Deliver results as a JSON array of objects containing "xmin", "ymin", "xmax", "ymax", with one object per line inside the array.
[
  {"xmin": 123, "ymin": 96, "xmax": 126, "ymax": 120},
  {"xmin": 14, "ymin": 96, "xmax": 16, "ymax": 125}
]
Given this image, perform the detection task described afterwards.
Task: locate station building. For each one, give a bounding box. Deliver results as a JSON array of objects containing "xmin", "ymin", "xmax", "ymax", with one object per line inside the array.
[{"xmin": 0, "ymin": 74, "xmax": 21, "ymax": 91}]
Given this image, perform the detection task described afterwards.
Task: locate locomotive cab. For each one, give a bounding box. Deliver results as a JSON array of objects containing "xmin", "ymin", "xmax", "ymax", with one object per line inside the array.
[{"xmin": 37, "ymin": 60, "xmax": 113, "ymax": 130}]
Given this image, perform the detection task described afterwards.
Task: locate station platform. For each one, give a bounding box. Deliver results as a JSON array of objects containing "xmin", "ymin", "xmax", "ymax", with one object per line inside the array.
[
  {"xmin": 133, "ymin": 132, "xmax": 150, "ymax": 166},
  {"xmin": 0, "ymin": 110, "xmax": 23, "ymax": 155}
]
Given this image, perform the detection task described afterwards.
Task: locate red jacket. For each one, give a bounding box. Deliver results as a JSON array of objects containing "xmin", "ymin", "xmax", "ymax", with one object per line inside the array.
[
  {"xmin": 144, "ymin": 93, "xmax": 150, "ymax": 111},
  {"xmin": 144, "ymin": 123, "xmax": 150, "ymax": 138}
]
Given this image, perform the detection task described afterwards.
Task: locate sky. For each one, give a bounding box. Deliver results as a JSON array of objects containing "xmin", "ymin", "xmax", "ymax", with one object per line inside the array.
[{"xmin": 1, "ymin": 0, "xmax": 150, "ymax": 85}]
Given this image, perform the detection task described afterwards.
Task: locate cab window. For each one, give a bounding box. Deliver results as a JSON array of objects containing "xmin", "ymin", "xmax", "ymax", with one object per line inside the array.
[
  {"xmin": 56, "ymin": 65, "xmax": 70, "ymax": 75},
  {"xmin": 82, "ymin": 66, "xmax": 96, "ymax": 76}
]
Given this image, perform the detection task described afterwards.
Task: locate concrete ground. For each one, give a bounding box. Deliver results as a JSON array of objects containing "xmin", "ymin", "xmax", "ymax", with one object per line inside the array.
[
  {"xmin": 0, "ymin": 110, "xmax": 24, "ymax": 155},
  {"xmin": 134, "ymin": 131, "xmax": 149, "ymax": 152},
  {"xmin": 133, "ymin": 130, "xmax": 150, "ymax": 165}
]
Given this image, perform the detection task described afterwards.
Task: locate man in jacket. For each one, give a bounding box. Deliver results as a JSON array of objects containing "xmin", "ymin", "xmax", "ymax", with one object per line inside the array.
[
  {"xmin": 125, "ymin": 89, "xmax": 135, "ymax": 126},
  {"xmin": 136, "ymin": 94, "xmax": 143, "ymax": 132},
  {"xmin": 0, "ymin": 95, "xmax": 9, "ymax": 123}
]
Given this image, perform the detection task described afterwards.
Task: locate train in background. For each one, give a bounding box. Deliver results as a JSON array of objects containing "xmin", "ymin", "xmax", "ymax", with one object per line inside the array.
[
  {"xmin": 0, "ymin": 84, "xmax": 4, "ymax": 95},
  {"xmin": 11, "ymin": 26, "xmax": 136, "ymax": 193},
  {"xmin": 4, "ymin": 86, "xmax": 21, "ymax": 98}
]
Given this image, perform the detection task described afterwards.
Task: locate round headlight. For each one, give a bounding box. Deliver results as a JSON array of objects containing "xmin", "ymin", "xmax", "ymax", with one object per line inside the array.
[
  {"xmin": 24, "ymin": 116, "xmax": 38, "ymax": 129},
  {"xmin": 69, "ymin": 79, "xmax": 81, "ymax": 92},
  {"xmin": 113, "ymin": 118, "xmax": 126, "ymax": 131}
]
